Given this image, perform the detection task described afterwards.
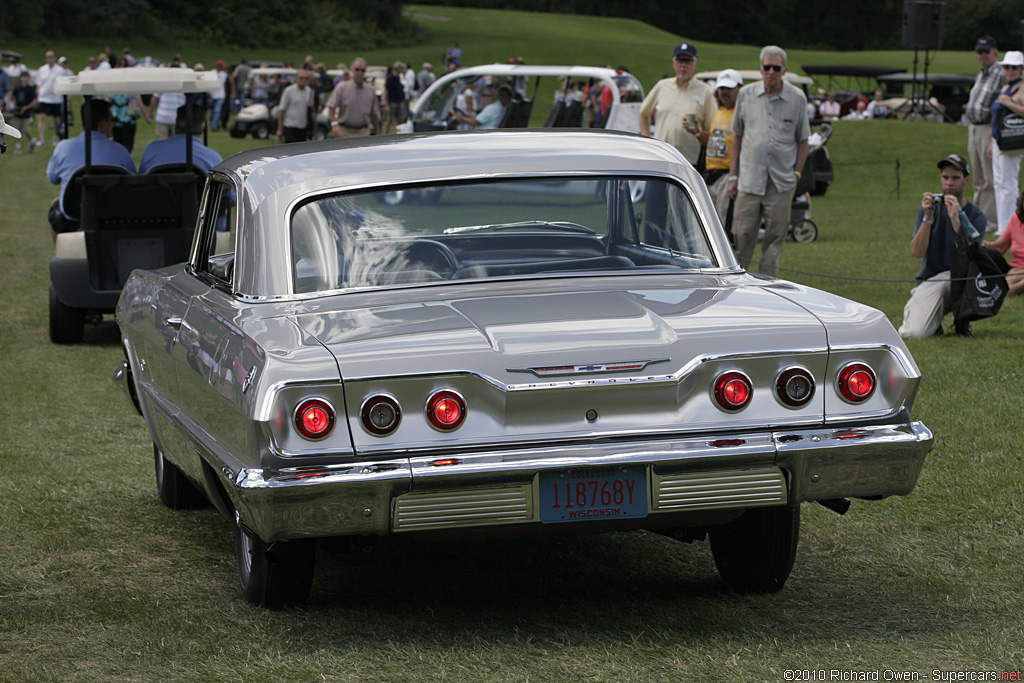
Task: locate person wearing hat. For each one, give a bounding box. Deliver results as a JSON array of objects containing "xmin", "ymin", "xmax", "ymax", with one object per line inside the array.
[
  {"xmin": 703, "ymin": 69, "xmax": 743, "ymax": 234},
  {"xmin": 417, "ymin": 62, "xmax": 435, "ymax": 94},
  {"xmin": 898, "ymin": 154, "xmax": 987, "ymax": 339},
  {"xmin": 727, "ymin": 45, "xmax": 810, "ymax": 278},
  {"xmin": 989, "ymin": 50, "xmax": 1024, "ymax": 236},
  {"xmin": 639, "ymin": 42, "xmax": 716, "ymax": 166},
  {"xmin": 0, "ymin": 110, "xmax": 23, "ymax": 157},
  {"xmin": 965, "ymin": 36, "xmax": 1006, "ymax": 234}
]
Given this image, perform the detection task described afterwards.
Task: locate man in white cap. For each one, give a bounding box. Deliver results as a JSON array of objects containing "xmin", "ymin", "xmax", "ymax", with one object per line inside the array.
[
  {"xmin": 639, "ymin": 42, "xmax": 716, "ymax": 166},
  {"xmin": 0, "ymin": 110, "xmax": 23, "ymax": 157},
  {"xmin": 703, "ymin": 69, "xmax": 743, "ymax": 235}
]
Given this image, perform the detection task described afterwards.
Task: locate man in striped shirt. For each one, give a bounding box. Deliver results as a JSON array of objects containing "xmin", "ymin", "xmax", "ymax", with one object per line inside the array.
[{"xmin": 965, "ymin": 36, "xmax": 1006, "ymax": 234}]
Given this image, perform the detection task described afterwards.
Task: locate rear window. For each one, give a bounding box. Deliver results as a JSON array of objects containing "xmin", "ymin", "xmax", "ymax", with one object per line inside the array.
[{"xmin": 290, "ymin": 176, "xmax": 716, "ymax": 294}]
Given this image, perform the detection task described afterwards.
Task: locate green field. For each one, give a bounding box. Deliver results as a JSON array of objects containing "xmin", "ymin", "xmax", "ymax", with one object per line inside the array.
[{"xmin": 2, "ymin": 6, "xmax": 1022, "ymax": 682}]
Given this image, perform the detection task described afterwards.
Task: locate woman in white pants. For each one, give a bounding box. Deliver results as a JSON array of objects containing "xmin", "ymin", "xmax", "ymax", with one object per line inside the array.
[{"xmin": 990, "ymin": 51, "xmax": 1024, "ymax": 234}]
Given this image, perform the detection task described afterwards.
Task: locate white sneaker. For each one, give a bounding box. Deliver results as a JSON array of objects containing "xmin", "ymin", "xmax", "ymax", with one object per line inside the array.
[
  {"xmin": 27, "ymin": 140, "xmax": 35, "ymax": 154},
  {"xmin": 14, "ymin": 143, "xmax": 21, "ymax": 154}
]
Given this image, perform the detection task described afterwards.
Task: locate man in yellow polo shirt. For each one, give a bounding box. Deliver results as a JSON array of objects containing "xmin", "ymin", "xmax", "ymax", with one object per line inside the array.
[{"xmin": 639, "ymin": 43, "xmax": 717, "ymax": 166}]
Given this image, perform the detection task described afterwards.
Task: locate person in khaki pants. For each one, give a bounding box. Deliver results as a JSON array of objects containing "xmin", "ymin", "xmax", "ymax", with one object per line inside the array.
[{"xmin": 727, "ymin": 45, "xmax": 809, "ymax": 278}]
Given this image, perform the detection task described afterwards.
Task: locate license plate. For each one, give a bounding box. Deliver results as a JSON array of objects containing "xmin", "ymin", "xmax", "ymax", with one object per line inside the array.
[{"xmin": 538, "ymin": 465, "xmax": 647, "ymax": 524}]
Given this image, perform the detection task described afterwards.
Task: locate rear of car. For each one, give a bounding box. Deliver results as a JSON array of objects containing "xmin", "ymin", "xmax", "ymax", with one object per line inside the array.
[{"xmin": 115, "ymin": 130, "xmax": 932, "ymax": 608}]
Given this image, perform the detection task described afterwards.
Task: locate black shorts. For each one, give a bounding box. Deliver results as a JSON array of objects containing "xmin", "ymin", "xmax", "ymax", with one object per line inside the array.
[
  {"xmin": 37, "ymin": 102, "xmax": 62, "ymax": 117},
  {"xmin": 48, "ymin": 201, "xmax": 77, "ymax": 234}
]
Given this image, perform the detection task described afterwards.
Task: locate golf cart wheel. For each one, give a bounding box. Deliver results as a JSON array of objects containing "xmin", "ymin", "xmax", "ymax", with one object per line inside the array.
[
  {"xmin": 791, "ymin": 219, "xmax": 818, "ymax": 243},
  {"xmin": 709, "ymin": 505, "xmax": 800, "ymax": 593},
  {"xmin": 236, "ymin": 516, "xmax": 316, "ymax": 609},
  {"xmin": 49, "ymin": 284, "xmax": 84, "ymax": 344},
  {"xmin": 252, "ymin": 123, "xmax": 270, "ymax": 140}
]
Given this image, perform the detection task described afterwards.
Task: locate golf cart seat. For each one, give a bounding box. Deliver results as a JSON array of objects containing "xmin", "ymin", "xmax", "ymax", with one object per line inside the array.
[
  {"xmin": 145, "ymin": 163, "xmax": 208, "ymax": 200},
  {"xmin": 62, "ymin": 165, "xmax": 133, "ymax": 222}
]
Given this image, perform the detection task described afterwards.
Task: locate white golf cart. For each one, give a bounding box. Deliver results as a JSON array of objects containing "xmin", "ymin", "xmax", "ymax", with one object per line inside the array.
[
  {"xmin": 229, "ymin": 67, "xmax": 335, "ymax": 140},
  {"xmin": 49, "ymin": 67, "xmax": 220, "ymax": 343},
  {"xmin": 398, "ymin": 64, "xmax": 645, "ymax": 134}
]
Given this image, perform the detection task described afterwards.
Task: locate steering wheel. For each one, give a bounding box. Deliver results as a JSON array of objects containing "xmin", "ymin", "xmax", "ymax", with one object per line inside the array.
[{"xmin": 387, "ymin": 240, "xmax": 460, "ymax": 279}]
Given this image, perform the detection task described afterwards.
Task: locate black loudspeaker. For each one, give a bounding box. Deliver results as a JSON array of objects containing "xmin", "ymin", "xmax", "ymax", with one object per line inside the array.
[{"xmin": 902, "ymin": 1, "xmax": 944, "ymax": 50}]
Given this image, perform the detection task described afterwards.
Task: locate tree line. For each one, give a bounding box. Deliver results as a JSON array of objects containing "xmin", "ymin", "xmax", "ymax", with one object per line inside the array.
[{"xmin": 421, "ymin": 0, "xmax": 1024, "ymax": 53}]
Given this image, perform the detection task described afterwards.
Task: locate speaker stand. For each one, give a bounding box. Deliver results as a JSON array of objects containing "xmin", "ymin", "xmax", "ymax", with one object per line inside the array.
[{"xmin": 903, "ymin": 48, "xmax": 941, "ymax": 121}]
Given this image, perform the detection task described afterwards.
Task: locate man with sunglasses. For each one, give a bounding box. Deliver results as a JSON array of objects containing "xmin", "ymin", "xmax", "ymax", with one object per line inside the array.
[
  {"xmin": 639, "ymin": 43, "xmax": 716, "ymax": 166},
  {"xmin": 727, "ymin": 45, "xmax": 810, "ymax": 278},
  {"xmin": 965, "ymin": 36, "xmax": 1006, "ymax": 234},
  {"xmin": 327, "ymin": 58, "xmax": 380, "ymax": 138}
]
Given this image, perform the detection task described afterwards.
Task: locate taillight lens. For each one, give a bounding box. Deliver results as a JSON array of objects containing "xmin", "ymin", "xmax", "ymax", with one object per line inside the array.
[
  {"xmin": 426, "ymin": 390, "xmax": 467, "ymax": 430},
  {"xmin": 294, "ymin": 398, "xmax": 336, "ymax": 439},
  {"xmin": 713, "ymin": 371, "xmax": 752, "ymax": 411},
  {"xmin": 361, "ymin": 395, "xmax": 401, "ymax": 435},
  {"xmin": 836, "ymin": 363, "xmax": 876, "ymax": 403},
  {"xmin": 776, "ymin": 367, "xmax": 815, "ymax": 407}
]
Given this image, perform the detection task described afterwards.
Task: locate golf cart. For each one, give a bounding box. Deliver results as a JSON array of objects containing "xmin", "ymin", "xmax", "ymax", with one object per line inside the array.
[
  {"xmin": 229, "ymin": 67, "xmax": 331, "ymax": 140},
  {"xmin": 398, "ymin": 64, "xmax": 645, "ymax": 134},
  {"xmin": 49, "ymin": 67, "xmax": 220, "ymax": 343}
]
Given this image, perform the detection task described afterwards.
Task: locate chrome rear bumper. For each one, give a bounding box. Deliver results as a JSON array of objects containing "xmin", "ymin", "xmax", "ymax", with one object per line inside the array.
[{"xmin": 224, "ymin": 421, "xmax": 933, "ymax": 542}]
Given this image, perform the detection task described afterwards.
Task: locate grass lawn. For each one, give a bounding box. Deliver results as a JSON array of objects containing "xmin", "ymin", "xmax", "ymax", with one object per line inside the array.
[{"xmin": 1, "ymin": 6, "xmax": 1022, "ymax": 682}]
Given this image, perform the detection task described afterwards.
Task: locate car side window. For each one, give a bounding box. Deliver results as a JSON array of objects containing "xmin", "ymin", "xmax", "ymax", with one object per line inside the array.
[{"xmin": 197, "ymin": 178, "xmax": 237, "ymax": 285}]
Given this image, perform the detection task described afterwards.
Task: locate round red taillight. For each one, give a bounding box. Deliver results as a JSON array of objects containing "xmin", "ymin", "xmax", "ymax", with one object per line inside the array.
[
  {"xmin": 294, "ymin": 398, "xmax": 336, "ymax": 439},
  {"xmin": 713, "ymin": 371, "xmax": 752, "ymax": 411},
  {"xmin": 776, "ymin": 367, "xmax": 815, "ymax": 407},
  {"xmin": 361, "ymin": 395, "xmax": 401, "ymax": 435},
  {"xmin": 426, "ymin": 390, "xmax": 466, "ymax": 430},
  {"xmin": 837, "ymin": 363, "xmax": 876, "ymax": 403}
]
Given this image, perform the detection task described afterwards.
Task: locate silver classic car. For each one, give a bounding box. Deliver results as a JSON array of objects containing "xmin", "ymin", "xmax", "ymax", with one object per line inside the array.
[{"xmin": 114, "ymin": 130, "xmax": 933, "ymax": 608}]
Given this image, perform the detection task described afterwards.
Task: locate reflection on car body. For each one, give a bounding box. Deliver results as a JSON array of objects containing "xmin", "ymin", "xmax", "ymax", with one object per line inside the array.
[{"xmin": 114, "ymin": 129, "xmax": 933, "ymax": 608}]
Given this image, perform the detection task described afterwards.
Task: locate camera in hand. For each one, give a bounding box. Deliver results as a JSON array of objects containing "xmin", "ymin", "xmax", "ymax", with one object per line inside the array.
[{"xmin": 931, "ymin": 193, "xmax": 945, "ymax": 204}]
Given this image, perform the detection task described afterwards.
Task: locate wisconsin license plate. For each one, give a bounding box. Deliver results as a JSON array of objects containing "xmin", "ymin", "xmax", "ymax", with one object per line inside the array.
[{"xmin": 538, "ymin": 465, "xmax": 647, "ymax": 524}]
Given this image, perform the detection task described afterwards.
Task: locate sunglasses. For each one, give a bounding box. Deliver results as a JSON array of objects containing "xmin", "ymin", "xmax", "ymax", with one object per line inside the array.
[
  {"xmin": 353, "ymin": 68, "xmax": 365, "ymax": 72},
  {"xmin": 674, "ymin": 56, "xmax": 695, "ymax": 63},
  {"xmin": 762, "ymin": 64, "xmax": 783, "ymax": 72},
  {"xmin": 1002, "ymin": 64, "xmax": 1023, "ymax": 69}
]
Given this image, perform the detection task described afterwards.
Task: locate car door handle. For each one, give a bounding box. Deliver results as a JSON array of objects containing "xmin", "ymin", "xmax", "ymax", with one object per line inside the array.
[{"xmin": 165, "ymin": 316, "xmax": 183, "ymax": 330}]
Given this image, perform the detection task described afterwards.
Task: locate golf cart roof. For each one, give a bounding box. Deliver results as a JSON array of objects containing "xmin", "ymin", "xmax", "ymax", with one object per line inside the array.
[
  {"xmin": 54, "ymin": 67, "xmax": 220, "ymax": 96},
  {"xmin": 695, "ymin": 70, "xmax": 814, "ymax": 86},
  {"xmin": 250, "ymin": 67, "xmax": 299, "ymax": 77},
  {"xmin": 802, "ymin": 65, "xmax": 907, "ymax": 78},
  {"xmin": 877, "ymin": 72, "xmax": 975, "ymax": 86},
  {"xmin": 2, "ymin": 49, "xmax": 23, "ymax": 60}
]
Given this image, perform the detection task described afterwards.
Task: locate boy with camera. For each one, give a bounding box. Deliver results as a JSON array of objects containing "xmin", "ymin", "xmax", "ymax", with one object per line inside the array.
[{"xmin": 898, "ymin": 154, "xmax": 987, "ymax": 338}]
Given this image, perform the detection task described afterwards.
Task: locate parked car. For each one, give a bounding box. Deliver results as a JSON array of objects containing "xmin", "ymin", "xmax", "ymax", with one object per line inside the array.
[
  {"xmin": 399, "ymin": 64, "xmax": 645, "ymax": 134},
  {"xmin": 49, "ymin": 67, "xmax": 219, "ymax": 343},
  {"xmin": 114, "ymin": 129, "xmax": 933, "ymax": 608}
]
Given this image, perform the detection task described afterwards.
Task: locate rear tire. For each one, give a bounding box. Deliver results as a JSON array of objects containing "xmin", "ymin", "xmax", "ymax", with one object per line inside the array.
[
  {"xmin": 154, "ymin": 444, "xmax": 209, "ymax": 509},
  {"xmin": 236, "ymin": 519, "xmax": 316, "ymax": 609},
  {"xmin": 49, "ymin": 284, "xmax": 84, "ymax": 344},
  {"xmin": 791, "ymin": 219, "xmax": 818, "ymax": 243},
  {"xmin": 252, "ymin": 123, "xmax": 270, "ymax": 140},
  {"xmin": 709, "ymin": 505, "xmax": 800, "ymax": 593}
]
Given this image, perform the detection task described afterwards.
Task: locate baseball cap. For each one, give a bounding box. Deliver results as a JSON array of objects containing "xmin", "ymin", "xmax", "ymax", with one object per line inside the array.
[
  {"xmin": 715, "ymin": 69, "xmax": 743, "ymax": 89},
  {"xmin": 1, "ymin": 111, "xmax": 23, "ymax": 139},
  {"xmin": 58, "ymin": 56, "xmax": 68, "ymax": 64},
  {"xmin": 673, "ymin": 43, "xmax": 698, "ymax": 59},
  {"xmin": 937, "ymin": 153, "xmax": 969, "ymax": 175},
  {"xmin": 975, "ymin": 36, "xmax": 997, "ymax": 51},
  {"xmin": 215, "ymin": 59, "xmax": 225, "ymax": 67},
  {"xmin": 998, "ymin": 51, "xmax": 1024, "ymax": 67}
]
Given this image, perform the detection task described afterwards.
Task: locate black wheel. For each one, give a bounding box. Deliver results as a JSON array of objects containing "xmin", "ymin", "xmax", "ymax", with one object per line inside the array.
[
  {"xmin": 49, "ymin": 283, "xmax": 84, "ymax": 344},
  {"xmin": 811, "ymin": 181, "xmax": 828, "ymax": 197},
  {"xmin": 791, "ymin": 219, "xmax": 818, "ymax": 244},
  {"xmin": 236, "ymin": 518, "xmax": 316, "ymax": 609},
  {"xmin": 252, "ymin": 122, "xmax": 270, "ymax": 140},
  {"xmin": 154, "ymin": 444, "xmax": 209, "ymax": 509},
  {"xmin": 709, "ymin": 505, "xmax": 800, "ymax": 593}
]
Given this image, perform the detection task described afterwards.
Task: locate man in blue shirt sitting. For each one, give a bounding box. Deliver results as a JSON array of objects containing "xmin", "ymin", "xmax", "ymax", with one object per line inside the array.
[
  {"xmin": 451, "ymin": 84, "xmax": 511, "ymax": 130},
  {"xmin": 898, "ymin": 153, "xmax": 987, "ymax": 338},
  {"xmin": 46, "ymin": 98, "xmax": 136, "ymax": 242},
  {"xmin": 139, "ymin": 104, "xmax": 223, "ymax": 174}
]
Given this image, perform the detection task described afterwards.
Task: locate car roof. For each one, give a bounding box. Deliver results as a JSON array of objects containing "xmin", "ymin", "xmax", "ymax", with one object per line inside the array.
[
  {"xmin": 217, "ymin": 129, "xmax": 692, "ymax": 205},
  {"xmin": 55, "ymin": 67, "xmax": 221, "ymax": 96}
]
